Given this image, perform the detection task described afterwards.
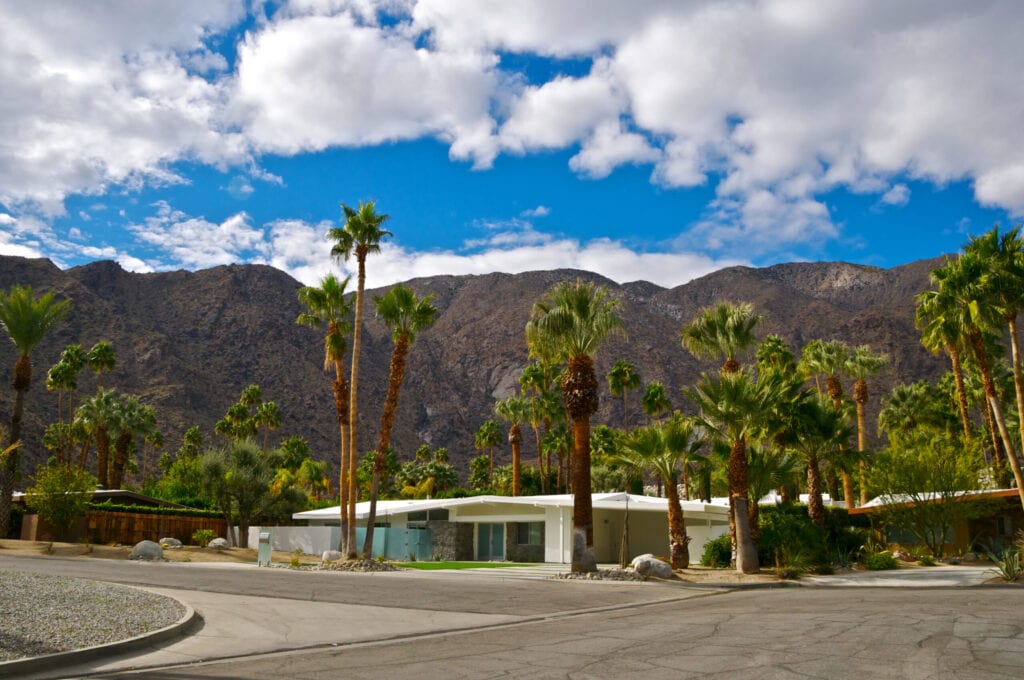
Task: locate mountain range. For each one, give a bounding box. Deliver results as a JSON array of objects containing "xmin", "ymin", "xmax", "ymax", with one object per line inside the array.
[{"xmin": 0, "ymin": 254, "xmax": 949, "ymax": 482}]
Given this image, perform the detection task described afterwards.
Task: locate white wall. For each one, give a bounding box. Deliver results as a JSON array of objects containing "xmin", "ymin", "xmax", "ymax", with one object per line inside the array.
[{"xmin": 249, "ymin": 526, "xmax": 339, "ymax": 555}]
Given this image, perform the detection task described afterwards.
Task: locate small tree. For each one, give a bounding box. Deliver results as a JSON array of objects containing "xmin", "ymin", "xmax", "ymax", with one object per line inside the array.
[
  {"xmin": 869, "ymin": 433, "xmax": 990, "ymax": 558},
  {"xmin": 24, "ymin": 461, "xmax": 97, "ymax": 540}
]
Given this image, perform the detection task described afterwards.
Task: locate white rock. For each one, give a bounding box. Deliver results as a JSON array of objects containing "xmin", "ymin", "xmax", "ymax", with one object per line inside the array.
[
  {"xmin": 631, "ymin": 553, "xmax": 674, "ymax": 579},
  {"xmin": 160, "ymin": 537, "xmax": 182, "ymax": 549},
  {"xmin": 130, "ymin": 540, "xmax": 164, "ymax": 561},
  {"xmin": 208, "ymin": 538, "xmax": 230, "ymax": 549},
  {"xmin": 322, "ymin": 550, "xmax": 343, "ymax": 562}
]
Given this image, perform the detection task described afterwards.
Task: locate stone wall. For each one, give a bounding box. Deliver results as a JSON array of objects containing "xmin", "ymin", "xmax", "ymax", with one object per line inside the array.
[
  {"xmin": 506, "ymin": 522, "xmax": 544, "ymax": 562},
  {"xmin": 427, "ymin": 520, "xmax": 474, "ymax": 561}
]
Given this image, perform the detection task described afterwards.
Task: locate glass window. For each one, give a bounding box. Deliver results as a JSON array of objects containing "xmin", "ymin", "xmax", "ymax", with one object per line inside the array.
[{"xmin": 516, "ymin": 522, "xmax": 543, "ymax": 545}]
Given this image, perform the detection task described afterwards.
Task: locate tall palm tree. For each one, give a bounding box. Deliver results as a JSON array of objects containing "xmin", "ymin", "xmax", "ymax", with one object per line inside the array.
[
  {"xmin": 330, "ymin": 199, "xmax": 391, "ymax": 558},
  {"xmin": 297, "ymin": 274, "xmax": 354, "ymax": 555},
  {"xmin": 799, "ymin": 339, "xmax": 856, "ymax": 506},
  {"xmin": 606, "ymin": 359, "xmax": 641, "ymax": 429},
  {"xmin": 86, "ymin": 340, "xmax": 116, "ymax": 389},
  {"xmin": 526, "ymin": 280, "xmax": 624, "ymax": 572},
  {"xmin": 494, "ymin": 395, "xmax": 530, "ymax": 496},
  {"xmin": 75, "ymin": 388, "xmax": 117, "ymax": 488},
  {"xmin": 362, "ymin": 284, "xmax": 437, "ymax": 558},
  {"xmin": 519, "ymin": 360, "xmax": 562, "ymax": 491},
  {"xmin": 927, "ymin": 253, "xmax": 1019, "ymax": 490},
  {"xmin": 109, "ymin": 394, "xmax": 158, "ymax": 489},
  {"xmin": 843, "ymin": 344, "xmax": 888, "ymax": 505},
  {"xmin": 474, "ymin": 419, "xmax": 502, "ymax": 482},
  {"xmin": 686, "ymin": 369, "xmax": 777, "ymax": 573},
  {"xmin": 965, "ymin": 226, "xmax": 1024, "ymax": 506},
  {"xmin": 642, "ymin": 381, "xmax": 672, "ymax": 423},
  {"xmin": 916, "ymin": 290, "xmax": 974, "ymax": 444},
  {"xmin": 0, "ymin": 285, "xmax": 71, "ymax": 536},
  {"xmin": 680, "ymin": 301, "xmax": 762, "ymax": 374},
  {"xmin": 788, "ymin": 397, "xmax": 852, "ymax": 526}
]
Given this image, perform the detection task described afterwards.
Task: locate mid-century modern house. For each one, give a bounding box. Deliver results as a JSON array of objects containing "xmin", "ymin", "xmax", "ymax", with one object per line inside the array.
[
  {"xmin": 257, "ymin": 492, "xmax": 730, "ymax": 565},
  {"xmin": 849, "ymin": 488, "xmax": 1024, "ymax": 555}
]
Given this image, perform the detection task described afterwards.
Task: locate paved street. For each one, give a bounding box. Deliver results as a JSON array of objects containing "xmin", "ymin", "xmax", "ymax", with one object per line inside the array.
[{"xmin": 1, "ymin": 554, "xmax": 1022, "ymax": 679}]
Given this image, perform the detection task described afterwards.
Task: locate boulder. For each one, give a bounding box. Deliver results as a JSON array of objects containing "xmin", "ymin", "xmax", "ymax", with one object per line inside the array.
[
  {"xmin": 322, "ymin": 550, "xmax": 343, "ymax": 562},
  {"xmin": 130, "ymin": 540, "xmax": 164, "ymax": 561},
  {"xmin": 160, "ymin": 537, "xmax": 183, "ymax": 549},
  {"xmin": 631, "ymin": 553, "xmax": 674, "ymax": 579},
  {"xmin": 208, "ymin": 538, "xmax": 230, "ymax": 550}
]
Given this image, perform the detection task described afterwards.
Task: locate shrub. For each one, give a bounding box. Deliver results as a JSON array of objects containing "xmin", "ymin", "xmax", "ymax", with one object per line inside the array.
[
  {"xmin": 701, "ymin": 533, "xmax": 731, "ymax": 568},
  {"xmin": 757, "ymin": 505, "xmax": 829, "ymax": 569},
  {"xmin": 864, "ymin": 551, "xmax": 899, "ymax": 570},
  {"xmin": 986, "ymin": 548, "xmax": 1023, "ymax": 582},
  {"xmin": 918, "ymin": 554, "xmax": 937, "ymax": 567},
  {"xmin": 192, "ymin": 529, "xmax": 216, "ymax": 547},
  {"xmin": 24, "ymin": 461, "xmax": 97, "ymax": 539}
]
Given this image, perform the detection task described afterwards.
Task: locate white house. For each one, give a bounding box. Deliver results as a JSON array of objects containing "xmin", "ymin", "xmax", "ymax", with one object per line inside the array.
[{"xmin": 257, "ymin": 492, "xmax": 730, "ymax": 565}]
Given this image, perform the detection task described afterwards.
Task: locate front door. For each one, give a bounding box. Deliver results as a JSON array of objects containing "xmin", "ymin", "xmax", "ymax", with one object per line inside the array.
[{"xmin": 476, "ymin": 523, "xmax": 505, "ymax": 561}]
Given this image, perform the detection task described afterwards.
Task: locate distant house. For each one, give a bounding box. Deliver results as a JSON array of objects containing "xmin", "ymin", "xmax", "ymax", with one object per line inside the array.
[
  {"xmin": 265, "ymin": 492, "xmax": 730, "ymax": 564},
  {"xmin": 849, "ymin": 488, "xmax": 1024, "ymax": 555}
]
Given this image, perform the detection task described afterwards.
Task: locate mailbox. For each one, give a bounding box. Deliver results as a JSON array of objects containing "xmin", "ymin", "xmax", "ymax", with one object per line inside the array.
[{"xmin": 257, "ymin": 531, "xmax": 273, "ymax": 566}]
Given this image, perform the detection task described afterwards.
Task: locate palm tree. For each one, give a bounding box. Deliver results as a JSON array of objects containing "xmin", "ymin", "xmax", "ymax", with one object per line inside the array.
[
  {"xmin": 526, "ymin": 280, "xmax": 624, "ymax": 572},
  {"xmin": 680, "ymin": 301, "xmax": 762, "ymax": 373},
  {"xmin": 927, "ymin": 253, "xmax": 1019, "ymax": 490},
  {"xmin": 109, "ymin": 394, "xmax": 158, "ymax": 489},
  {"xmin": 75, "ymin": 388, "xmax": 117, "ymax": 488},
  {"xmin": 916, "ymin": 289, "xmax": 974, "ymax": 444},
  {"xmin": 607, "ymin": 359, "xmax": 641, "ymax": 429},
  {"xmin": 362, "ymin": 284, "xmax": 437, "ymax": 558},
  {"xmin": 0, "ymin": 285, "xmax": 71, "ymax": 536},
  {"xmin": 799, "ymin": 339, "xmax": 856, "ymax": 506},
  {"xmin": 965, "ymin": 226, "xmax": 1024, "ymax": 506},
  {"xmin": 686, "ymin": 369, "xmax": 777, "ymax": 573},
  {"xmin": 297, "ymin": 274, "xmax": 354, "ymax": 554},
  {"xmin": 642, "ymin": 381, "xmax": 672, "ymax": 423},
  {"xmin": 474, "ymin": 419, "xmax": 502, "ymax": 482},
  {"xmin": 495, "ymin": 395, "xmax": 530, "ymax": 496},
  {"xmin": 254, "ymin": 401, "xmax": 282, "ymax": 451},
  {"xmin": 788, "ymin": 397, "xmax": 852, "ymax": 526},
  {"xmin": 330, "ymin": 200, "xmax": 391, "ymax": 557},
  {"xmin": 616, "ymin": 418, "xmax": 702, "ymax": 568},
  {"xmin": 86, "ymin": 340, "xmax": 116, "ymax": 389},
  {"xmin": 844, "ymin": 344, "xmax": 888, "ymax": 505}
]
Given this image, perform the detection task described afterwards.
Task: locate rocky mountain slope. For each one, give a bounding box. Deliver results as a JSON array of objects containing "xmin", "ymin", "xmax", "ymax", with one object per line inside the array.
[{"xmin": 0, "ymin": 255, "xmax": 948, "ymax": 481}]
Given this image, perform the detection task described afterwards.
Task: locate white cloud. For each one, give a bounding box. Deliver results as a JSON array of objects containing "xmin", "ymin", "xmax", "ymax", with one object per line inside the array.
[
  {"xmin": 880, "ymin": 183, "xmax": 911, "ymax": 207},
  {"xmin": 127, "ymin": 203, "xmax": 269, "ymax": 270},
  {"xmin": 569, "ymin": 121, "xmax": 660, "ymax": 179},
  {"xmin": 232, "ymin": 11, "xmax": 500, "ymax": 167},
  {"xmin": 520, "ymin": 206, "xmax": 550, "ymax": 218}
]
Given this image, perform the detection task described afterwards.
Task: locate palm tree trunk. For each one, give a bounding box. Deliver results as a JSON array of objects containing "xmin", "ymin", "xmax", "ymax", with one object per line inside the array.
[
  {"xmin": 362, "ymin": 334, "xmax": 409, "ymax": 559},
  {"xmin": 334, "ymin": 369, "xmax": 349, "ymax": 555},
  {"xmin": 729, "ymin": 438, "xmax": 758, "ymax": 573},
  {"xmin": 95, "ymin": 427, "xmax": 111, "ymax": 489},
  {"xmin": 570, "ymin": 416, "xmax": 596, "ymax": 572},
  {"xmin": 948, "ymin": 345, "xmax": 973, "ymax": 444},
  {"xmin": 665, "ymin": 472, "xmax": 690, "ymax": 568},
  {"xmin": 807, "ymin": 454, "xmax": 824, "ymax": 527},
  {"xmin": 348, "ymin": 255, "xmax": 367, "ymax": 558},
  {"xmin": 110, "ymin": 432, "xmax": 131, "ymax": 489},
  {"xmin": 532, "ymin": 424, "xmax": 544, "ymax": 493},
  {"xmin": 970, "ymin": 333, "xmax": 1008, "ymax": 483},
  {"xmin": 856, "ymin": 390, "xmax": 868, "ymax": 506},
  {"xmin": 1006, "ymin": 317, "xmax": 1024, "ymax": 511},
  {"xmin": 510, "ymin": 424, "xmax": 521, "ymax": 496},
  {"xmin": 989, "ymin": 395, "xmax": 1024, "ymax": 509}
]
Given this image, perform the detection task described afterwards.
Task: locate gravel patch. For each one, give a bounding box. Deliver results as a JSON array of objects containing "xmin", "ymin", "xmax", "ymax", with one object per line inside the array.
[
  {"xmin": 554, "ymin": 568, "xmax": 646, "ymax": 581},
  {"xmin": 0, "ymin": 570, "xmax": 186, "ymax": 662}
]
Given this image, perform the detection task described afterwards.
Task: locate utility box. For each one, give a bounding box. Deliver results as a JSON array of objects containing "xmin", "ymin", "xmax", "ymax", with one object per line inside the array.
[{"xmin": 257, "ymin": 531, "xmax": 273, "ymax": 567}]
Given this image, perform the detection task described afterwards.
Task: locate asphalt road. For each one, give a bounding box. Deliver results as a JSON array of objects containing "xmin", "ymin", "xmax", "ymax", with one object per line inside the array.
[{"xmin": 2, "ymin": 554, "xmax": 1022, "ymax": 680}]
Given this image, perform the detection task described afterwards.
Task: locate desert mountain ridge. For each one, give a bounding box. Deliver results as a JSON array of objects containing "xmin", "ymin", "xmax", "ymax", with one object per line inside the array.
[{"xmin": 0, "ymin": 254, "xmax": 949, "ymax": 479}]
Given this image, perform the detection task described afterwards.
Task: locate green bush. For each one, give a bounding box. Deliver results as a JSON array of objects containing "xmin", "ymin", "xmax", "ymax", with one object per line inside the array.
[
  {"xmin": 757, "ymin": 505, "xmax": 829, "ymax": 568},
  {"xmin": 986, "ymin": 548, "xmax": 1023, "ymax": 582},
  {"xmin": 701, "ymin": 533, "xmax": 732, "ymax": 568},
  {"xmin": 191, "ymin": 529, "xmax": 216, "ymax": 547},
  {"xmin": 864, "ymin": 551, "xmax": 899, "ymax": 571},
  {"xmin": 918, "ymin": 554, "xmax": 937, "ymax": 567},
  {"xmin": 89, "ymin": 501, "xmax": 222, "ymax": 518}
]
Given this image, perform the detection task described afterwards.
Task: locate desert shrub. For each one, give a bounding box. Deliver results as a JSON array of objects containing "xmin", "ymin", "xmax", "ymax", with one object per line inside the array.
[
  {"xmin": 864, "ymin": 551, "xmax": 898, "ymax": 571},
  {"xmin": 192, "ymin": 529, "xmax": 216, "ymax": 547},
  {"xmin": 701, "ymin": 533, "xmax": 732, "ymax": 568},
  {"xmin": 985, "ymin": 545, "xmax": 1024, "ymax": 582},
  {"xmin": 24, "ymin": 461, "xmax": 97, "ymax": 539},
  {"xmin": 757, "ymin": 505, "xmax": 829, "ymax": 568},
  {"xmin": 918, "ymin": 554, "xmax": 937, "ymax": 567}
]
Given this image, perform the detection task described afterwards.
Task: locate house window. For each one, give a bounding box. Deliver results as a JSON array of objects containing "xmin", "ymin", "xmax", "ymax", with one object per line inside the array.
[{"xmin": 516, "ymin": 522, "xmax": 543, "ymax": 545}]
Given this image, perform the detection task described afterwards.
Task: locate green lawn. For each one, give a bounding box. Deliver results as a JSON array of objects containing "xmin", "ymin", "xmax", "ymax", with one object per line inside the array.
[{"xmin": 394, "ymin": 561, "xmax": 533, "ymax": 570}]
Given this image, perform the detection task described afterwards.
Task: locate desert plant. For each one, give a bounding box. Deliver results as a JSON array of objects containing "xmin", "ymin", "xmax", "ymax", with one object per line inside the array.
[
  {"xmin": 700, "ymin": 533, "xmax": 732, "ymax": 568},
  {"xmin": 864, "ymin": 551, "xmax": 899, "ymax": 570},
  {"xmin": 290, "ymin": 556, "xmax": 301, "ymax": 568},
  {"xmin": 985, "ymin": 547, "xmax": 1024, "ymax": 582},
  {"xmin": 24, "ymin": 461, "xmax": 97, "ymax": 539},
  {"xmin": 773, "ymin": 545, "xmax": 814, "ymax": 580},
  {"xmin": 918, "ymin": 554, "xmax": 937, "ymax": 567},
  {"xmin": 191, "ymin": 529, "xmax": 215, "ymax": 547}
]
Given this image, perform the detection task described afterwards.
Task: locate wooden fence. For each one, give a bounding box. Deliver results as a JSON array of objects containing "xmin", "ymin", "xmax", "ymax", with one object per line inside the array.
[{"xmin": 84, "ymin": 510, "xmax": 227, "ymax": 545}]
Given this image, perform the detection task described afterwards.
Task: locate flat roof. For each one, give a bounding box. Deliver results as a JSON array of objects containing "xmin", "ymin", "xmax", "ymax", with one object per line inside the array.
[{"xmin": 294, "ymin": 492, "xmax": 730, "ymax": 521}]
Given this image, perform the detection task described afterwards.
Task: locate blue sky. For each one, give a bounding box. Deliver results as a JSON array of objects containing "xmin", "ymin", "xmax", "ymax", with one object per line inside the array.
[{"xmin": 1, "ymin": 1, "xmax": 1022, "ymax": 289}]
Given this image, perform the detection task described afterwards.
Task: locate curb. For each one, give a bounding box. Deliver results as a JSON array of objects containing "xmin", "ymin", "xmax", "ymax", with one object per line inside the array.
[{"xmin": 0, "ymin": 596, "xmax": 198, "ymax": 678}]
